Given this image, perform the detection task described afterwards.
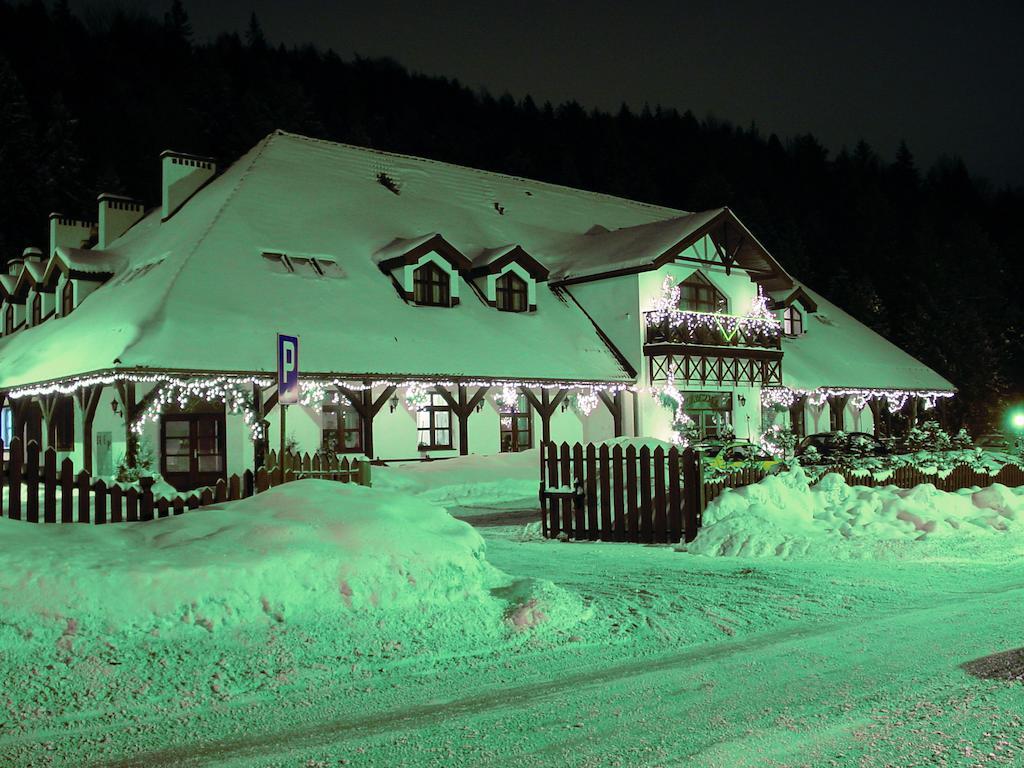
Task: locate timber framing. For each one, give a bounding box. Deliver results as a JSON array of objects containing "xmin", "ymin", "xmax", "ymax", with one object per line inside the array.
[
  {"xmin": 552, "ymin": 208, "xmax": 793, "ymax": 292},
  {"xmin": 468, "ymin": 245, "xmax": 550, "ymax": 282},
  {"xmin": 433, "ymin": 384, "xmax": 490, "ymax": 456},
  {"xmin": 649, "ymin": 351, "xmax": 783, "ymax": 386},
  {"xmin": 375, "ymin": 233, "xmax": 473, "ymax": 274}
]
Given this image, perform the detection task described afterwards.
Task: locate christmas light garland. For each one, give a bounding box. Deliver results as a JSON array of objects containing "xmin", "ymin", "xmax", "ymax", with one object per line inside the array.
[
  {"xmin": 493, "ymin": 384, "xmax": 520, "ymax": 413},
  {"xmin": 646, "ymin": 276, "xmax": 781, "ymax": 341},
  {"xmin": 134, "ymin": 379, "xmax": 267, "ymax": 440},
  {"xmin": 761, "ymin": 387, "xmax": 955, "ymax": 413}
]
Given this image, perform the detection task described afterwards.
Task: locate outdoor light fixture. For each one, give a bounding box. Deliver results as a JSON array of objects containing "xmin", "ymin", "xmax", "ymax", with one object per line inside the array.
[
  {"xmin": 111, "ymin": 399, "xmax": 122, "ymax": 416},
  {"xmin": 738, "ymin": 395, "xmax": 747, "ymax": 406},
  {"xmin": 389, "ymin": 393, "xmax": 399, "ymax": 413}
]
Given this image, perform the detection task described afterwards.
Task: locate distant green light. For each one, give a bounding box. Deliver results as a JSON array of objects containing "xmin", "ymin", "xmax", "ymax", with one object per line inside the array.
[{"xmin": 1013, "ymin": 412, "xmax": 1024, "ymax": 430}]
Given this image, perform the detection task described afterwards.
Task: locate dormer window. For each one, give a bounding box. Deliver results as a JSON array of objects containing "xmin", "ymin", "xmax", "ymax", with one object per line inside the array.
[
  {"xmin": 61, "ymin": 281, "xmax": 74, "ymax": 316},
  {"xmin": 783, "ymin": 305, "xmax": 803, "ymax": 336},
  {"xmin": 680, "ymin": 272, "xmax": 728, "ymax": 313},
  {"xmin": 30, "ymin": 293, "xmax": 41, "ymax": 326},
  {"xmin": 413, "ymin": 262, "xmax": 451, "ymax": 306},
  {"xmin": 495, "ymin": 272, "xmax": 528, "ymax": 312}
]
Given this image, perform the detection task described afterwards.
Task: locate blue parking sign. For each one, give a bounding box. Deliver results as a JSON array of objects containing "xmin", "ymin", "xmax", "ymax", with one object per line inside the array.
[{"xmin": 277, "ymin": 334, "xmax": 299, "ymax": 404}]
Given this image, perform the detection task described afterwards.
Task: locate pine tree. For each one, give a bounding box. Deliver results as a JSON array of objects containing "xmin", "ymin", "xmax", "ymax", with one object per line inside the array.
[{"xmin": 164, "ymin": 0, "xmax": 192, "ymax": 42}]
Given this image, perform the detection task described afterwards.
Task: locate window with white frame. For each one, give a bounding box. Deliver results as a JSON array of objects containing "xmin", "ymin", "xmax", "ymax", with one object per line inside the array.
[{"xmin": 417, "ymin": 393, "xmax": 452, "ymax": 449}]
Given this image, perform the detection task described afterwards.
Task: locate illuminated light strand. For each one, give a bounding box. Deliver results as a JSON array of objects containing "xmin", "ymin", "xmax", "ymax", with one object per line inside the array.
[
  {"xmin": 646, "ymin": 277, "xmax": 781, "ymax": 339},
  {"xmin": 573, "ymin": 390, "xmax": 599, "ymax": 417},
  {"xmin": 8, "ymin": 372, "xmax": 273, "ymax": 400},
  {"xmin": 133, "ymin": 379, "xmax": 266, "ymax": 441},
  {"xmin": 761, "ymin": 387, "xmax": 955, "ymax": 414},
  {"xmin": 403, "ymin": 382, "xmax": 432, "ymax": 412},
  {"xmin": 493, "ymin": 384, "xmax": 520, "ymax": 413},
  {"xmin": 658, "ymin": 376, "xmax": 696, "ymax": 447}
]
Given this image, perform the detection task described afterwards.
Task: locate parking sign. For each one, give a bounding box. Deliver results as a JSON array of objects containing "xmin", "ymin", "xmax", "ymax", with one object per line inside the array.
[{"xmin": 277, "ymin": 334, "xmax": 299, "ymax": 404}]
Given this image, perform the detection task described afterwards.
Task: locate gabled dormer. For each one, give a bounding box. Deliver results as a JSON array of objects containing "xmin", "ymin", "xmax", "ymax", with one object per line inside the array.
[
  {"xmin": 770, "ymin": 286, "xmax": 817, "ymax": 337},
  {"xmin": 374, "ymin": 233, "xmax": 472, "ymax": 307},
  {"xmin": 43, "ymin": 247, "xmax": 126, "ymax": 317},
  {"xmin": 469, "ymin": 245, "xmax": 548, "ymax": 313}
]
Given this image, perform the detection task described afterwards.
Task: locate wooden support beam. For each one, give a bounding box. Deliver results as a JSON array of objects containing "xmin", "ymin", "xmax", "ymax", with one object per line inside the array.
[
  {"xmin": 39, "ymin": 393, "xmax": 60, "ymax": 449},
  {"xmin": 433, "ymin": 384, "xmax": 489, "ymax": 455},
  {"xmin": 336, "ymin": 383, "xmax": 397, "ymax": 461},
  {"xmin": 596, "ymin": 390, "xmax": 624, "ymax": 437},
  {"xmin": 522, "ymin": 388, "xmax": 568, "ymax": 445},
  {"xmin": 74, "ymin": 385, "xmax": 103, "ymax": 473}
]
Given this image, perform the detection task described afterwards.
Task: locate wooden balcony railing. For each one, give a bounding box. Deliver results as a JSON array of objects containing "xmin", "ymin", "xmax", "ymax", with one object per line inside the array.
[{"xmin": 644, "ymin": 311, "xmax": 782, "ymax": 350}]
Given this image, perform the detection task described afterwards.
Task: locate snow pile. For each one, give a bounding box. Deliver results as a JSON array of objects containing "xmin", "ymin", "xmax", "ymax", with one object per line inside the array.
[
  {"xmin": 0, "ymin": 480, "xmax": 580, "ymax": 639},
  {"xmin": 374, "ymin": 449, "xmax": 540, "ymax": 506},
  {"xmin": 685, "ymin": 468, "xmax": 1024, "ymax": 560}
]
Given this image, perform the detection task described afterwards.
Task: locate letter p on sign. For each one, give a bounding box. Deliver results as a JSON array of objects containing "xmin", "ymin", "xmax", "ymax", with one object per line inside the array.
[{"xmin": 277, "ymin": 334, "xmax": 300, "ymax": 404}]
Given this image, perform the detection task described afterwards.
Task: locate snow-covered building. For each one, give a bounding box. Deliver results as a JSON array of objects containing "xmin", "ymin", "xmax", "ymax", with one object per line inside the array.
[{"xmin": 0, "ymin": 131, "xmax": 953, "ymax": 489}]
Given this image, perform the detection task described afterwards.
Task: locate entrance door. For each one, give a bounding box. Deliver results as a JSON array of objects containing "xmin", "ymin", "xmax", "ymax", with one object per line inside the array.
[{"xmin": 161, "ymin": 413, "xmax": 226, "ymax": 491}]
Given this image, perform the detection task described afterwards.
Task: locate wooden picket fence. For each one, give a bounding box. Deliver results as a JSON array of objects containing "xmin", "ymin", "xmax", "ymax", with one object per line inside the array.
[
  {"xmin": 703, "ymin": 462, "xmax": 1024, "ymax": 506},
  {"xmin": 0, "ymin": 437, "xmax": 370, "ymax": 525},
  {"xmin": 543, "ymin": 443, "xmax": 1024, "ymax": 545},
  {"xmin": 538, "ymin": 442, "xmax": 702, "ymax": 543}
]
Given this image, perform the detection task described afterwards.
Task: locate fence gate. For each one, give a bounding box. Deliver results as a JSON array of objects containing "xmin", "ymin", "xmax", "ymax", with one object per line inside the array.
[{"xmin": 538, "ymin": 442, "xmax": 702, "ymax": 544}]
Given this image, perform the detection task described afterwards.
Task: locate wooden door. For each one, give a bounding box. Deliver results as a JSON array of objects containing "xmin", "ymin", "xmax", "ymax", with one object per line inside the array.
[{"xmin": 161, "ymin": 413, "xmax": 226, "ymax": 491}]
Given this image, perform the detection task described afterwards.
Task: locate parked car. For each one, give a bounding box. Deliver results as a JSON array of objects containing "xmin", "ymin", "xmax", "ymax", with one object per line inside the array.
[
  {"xmin": 702, "ymin": 441, "xmax": 780, "ymax": 473},
  {"xmin": 795, "ymin": 431, "xmax": 888, "ymax": 462},
  {"xmin": 975, "ymin": 432, "xmax": 1012, "ymax": 451}
]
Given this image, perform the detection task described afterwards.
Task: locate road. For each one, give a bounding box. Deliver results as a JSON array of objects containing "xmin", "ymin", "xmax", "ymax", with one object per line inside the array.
[{"xmin": 105, "ymin": 571, "xmax": 1024, "ymax": 767}]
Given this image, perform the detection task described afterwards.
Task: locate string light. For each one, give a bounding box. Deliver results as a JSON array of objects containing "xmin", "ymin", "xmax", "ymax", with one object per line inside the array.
[
  {"xmin": 646, "ymin": 276, "xmax": 781, "ymax": 341},
  {"xmin": 403, "ymin": 382, "xmax": 431, "ymax": 411},
  {"xmin": 493, "ymin": 384, "xmax": 520, "ymax": 413},
  {"xmin": 133, "ymin": 378, "xmax": 267, "ymax": 441},
  {"xmin": 761, "ymin": 387, "xmax": 954, "ymax": 413},
  {"xmin": 573, "ymin": 390, "xmax": 599, "ymax": 416}
]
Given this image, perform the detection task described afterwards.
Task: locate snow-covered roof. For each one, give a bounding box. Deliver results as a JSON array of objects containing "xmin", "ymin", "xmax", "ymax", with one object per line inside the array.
[
  {"xmin": 0, "ymin": 131, "xmax": 663, "ymax": 388},
  {"xmin": 0, "ymin": 131, "xmax": 951, "ymax": 393},
  {"xmin": 780, "ymin": 285, "xmax": 953, "ymax": 391},
  {"xmin": 548, "ymin": 208, "xmax": 792, "ymax": 288},
  {"xmin": 48, "ymin": 247, "xmax": 126, "ymax": 280}
]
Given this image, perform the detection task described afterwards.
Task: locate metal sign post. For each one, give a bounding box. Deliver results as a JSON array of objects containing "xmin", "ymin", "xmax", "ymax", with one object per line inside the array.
[{"xmin": 277, "ymin": 334, "xmax": 299, "ymax": 469}]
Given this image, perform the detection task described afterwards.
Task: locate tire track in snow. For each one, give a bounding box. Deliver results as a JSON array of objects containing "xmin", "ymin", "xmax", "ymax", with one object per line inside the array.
[{"xmin": 101, "ymin": 579, "xmax": 1024, "ymax": 768}]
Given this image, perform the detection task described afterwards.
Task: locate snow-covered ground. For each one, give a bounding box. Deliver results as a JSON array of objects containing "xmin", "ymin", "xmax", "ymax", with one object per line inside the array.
[
  {"xmin": 687, "ymin": 466, "xmax": 1024, "ymax": 561},
  {"xmin": 2, "ymin": 459, "xmax": 1023, "ymax": 767}
]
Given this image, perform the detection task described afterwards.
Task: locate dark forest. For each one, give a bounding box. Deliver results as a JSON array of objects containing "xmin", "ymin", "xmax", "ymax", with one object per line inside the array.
[{"xmin": 1, "ymin": 0, "xmax": 1021, "ymax": 431}]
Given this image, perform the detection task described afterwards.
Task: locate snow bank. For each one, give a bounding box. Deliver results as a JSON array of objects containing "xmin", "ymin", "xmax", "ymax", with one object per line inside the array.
[
  {"xmin": 0, "ymin": 480, "xmax": 580, "ymax": 639},
  {"xmin": 685, "ymin": 468, "xmax": 1024, "ymax": 561},
  {"xmin": 373, "ymin": 449, "xmax": 540, "ymax": 506}
]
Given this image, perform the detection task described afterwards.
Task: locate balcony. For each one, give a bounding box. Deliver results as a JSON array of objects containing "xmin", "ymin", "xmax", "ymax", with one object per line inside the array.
[{"xmin": 644, "ymin": 310, "xmax": 782, "ymax": 350}]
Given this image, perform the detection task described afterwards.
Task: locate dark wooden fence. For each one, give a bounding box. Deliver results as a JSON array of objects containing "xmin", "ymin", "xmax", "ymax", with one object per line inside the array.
[
  {"xmin": 704, "ymin": 462, "xmax": 1024, "ymax": 505},
  {"xmin": 542, "ymin": 442, "xmax": 1024, "ymax": 545},
  {"xmin": 538, "ymin": 442, "xmax": 703, "ymax": 543},
  {"xmin": 0, "ymin": 437, "xmax": 370, "ymax": 525}
]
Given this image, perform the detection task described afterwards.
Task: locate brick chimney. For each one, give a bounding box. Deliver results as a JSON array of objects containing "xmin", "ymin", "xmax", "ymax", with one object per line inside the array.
[
  {"xmin": 161, "ymin": 150, "xmax": 216, "ymax": 220},
  {"xmin": 49, "ymin": 213, "xmax": 97, "ymax": 256},
  {"xmin": 97, "ymin": 194, "xmax": 145, "ymax": 249}
]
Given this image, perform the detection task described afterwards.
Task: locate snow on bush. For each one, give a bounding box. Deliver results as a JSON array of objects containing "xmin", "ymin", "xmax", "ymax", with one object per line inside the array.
[
  {"xmin": 0, "ymin": 480, "xmax": 582, "ymax": 639},
  {"xmin": 684, "ymin": 467, "xmax": 1024, "ymax": 561},
  {"xmin": 373, "ymin": 449, "xmax": 540, "ymax": 506}
]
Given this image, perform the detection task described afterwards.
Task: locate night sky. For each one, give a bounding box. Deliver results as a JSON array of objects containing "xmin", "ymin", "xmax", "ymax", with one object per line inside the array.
[{"xmin": 73, "ymin": 0, "xmax": 1024, "ymax": 186}]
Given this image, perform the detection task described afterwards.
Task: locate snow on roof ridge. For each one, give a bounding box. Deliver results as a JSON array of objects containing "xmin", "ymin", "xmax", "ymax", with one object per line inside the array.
[{"xmin": 271, "ymin": 129, "xmax": 689, "ymax": 219}]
